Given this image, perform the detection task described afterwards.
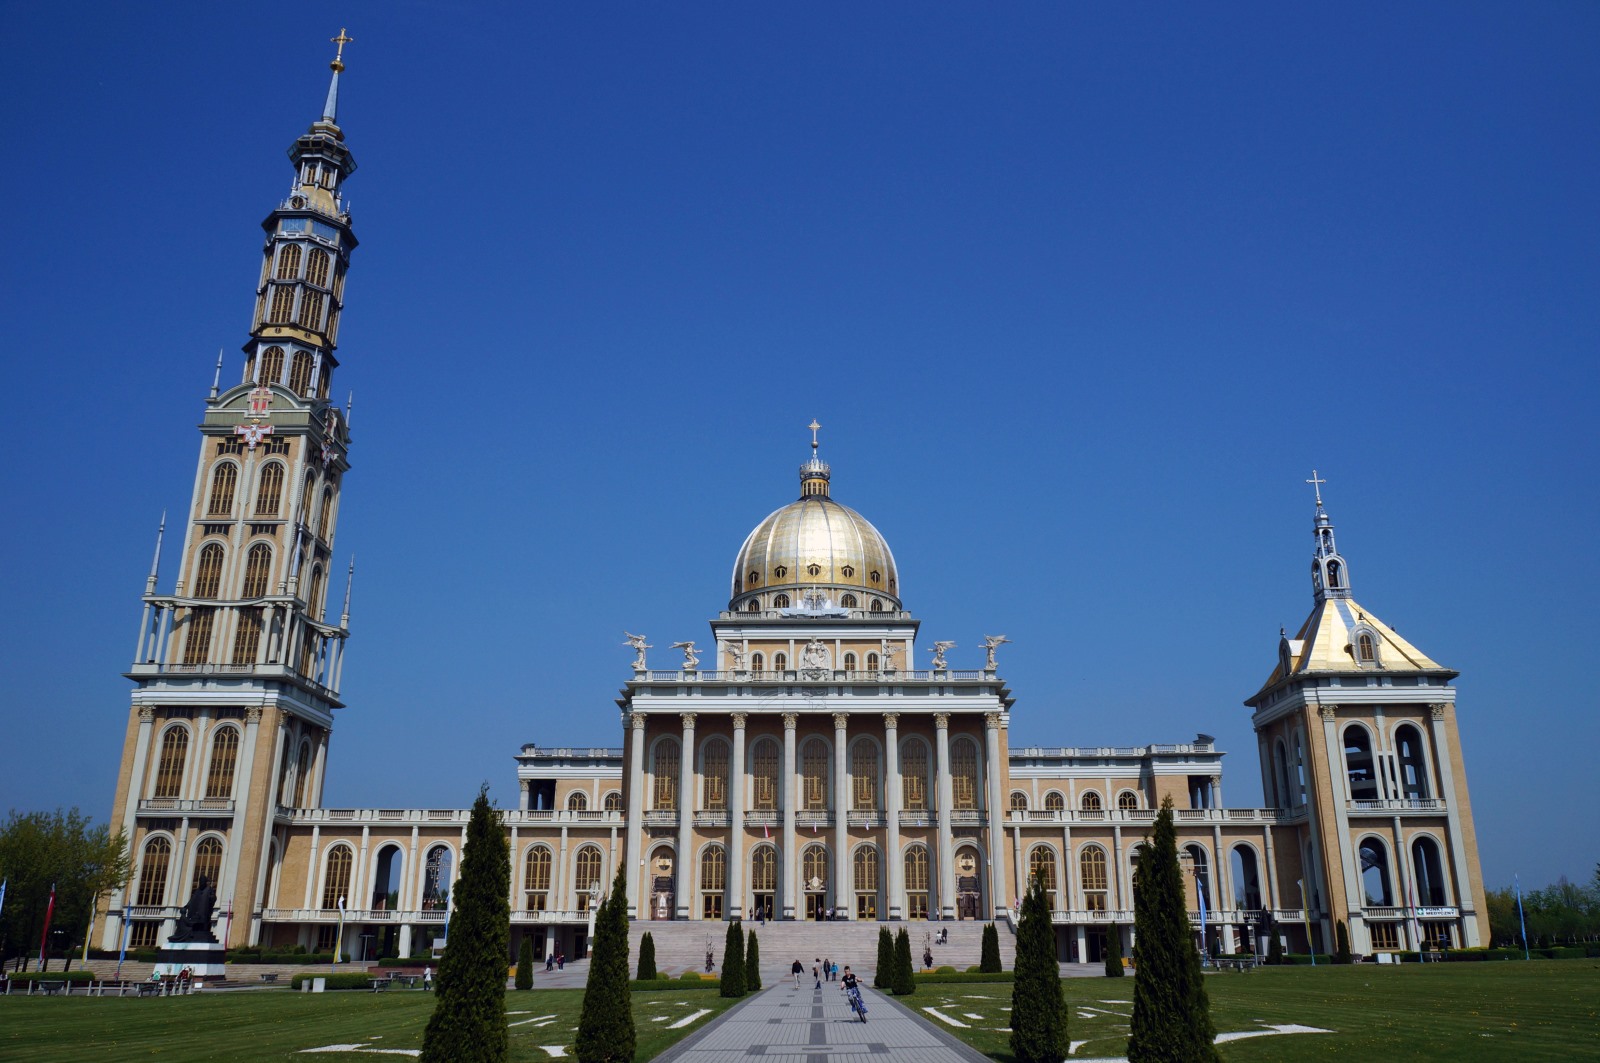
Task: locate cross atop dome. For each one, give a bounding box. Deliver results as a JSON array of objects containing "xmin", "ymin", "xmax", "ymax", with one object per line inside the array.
[{"xmin": 799, "ymin": 418, "xmax": 830, "ymax": 499}]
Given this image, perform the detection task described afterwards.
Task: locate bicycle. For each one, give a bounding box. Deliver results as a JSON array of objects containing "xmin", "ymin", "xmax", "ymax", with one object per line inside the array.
[{"xmin": 845, "ymin": 985, "xmax": 868, "ymax": 1023}]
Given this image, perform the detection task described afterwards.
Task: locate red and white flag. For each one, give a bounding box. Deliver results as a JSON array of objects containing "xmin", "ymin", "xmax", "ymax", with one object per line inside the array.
[{"xmin": 37, "ymin": 883, "xmax": 57, "ymax": 966}]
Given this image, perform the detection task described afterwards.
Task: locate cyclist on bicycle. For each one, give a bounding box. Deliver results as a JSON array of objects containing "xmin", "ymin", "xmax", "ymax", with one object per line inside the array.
[{"xmin": 840, "ymin": 966, "xmax": 866, "ymax": 1021}]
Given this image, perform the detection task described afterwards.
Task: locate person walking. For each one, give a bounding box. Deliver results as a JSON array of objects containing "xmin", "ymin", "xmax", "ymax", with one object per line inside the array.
[
  {"xmin": 813, "ymin": 964, "xmax": 821, "ymax": 989},
  {"xmin": 791, "ymin": 959, "xmax": 804, "ymax": 987},
  {"xmin": 823, "ymin": 957, "xmax": 831, "ymax": 983},
  {"xmin": 422, "ymin": 965, "xmax": 433, "ymax": 991}
]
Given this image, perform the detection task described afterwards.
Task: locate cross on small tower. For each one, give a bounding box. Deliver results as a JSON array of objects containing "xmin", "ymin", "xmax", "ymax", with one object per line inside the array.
[
  {"xmin": 330, "ymin": 28, "xmax": 354, "ymax": 69},
  {"xmin": 808, "ymin": 419, "xmax": 821, "ymax": 452},
  {"xmin": 1305, "ymin": 469, "xmax": 1327, "ymax": 506}
]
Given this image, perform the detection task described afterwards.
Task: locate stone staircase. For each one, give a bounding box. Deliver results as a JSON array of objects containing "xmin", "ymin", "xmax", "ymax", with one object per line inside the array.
[{"xmin": 629, "ymin": 920, "xmax": 1013, "ymax": 983}]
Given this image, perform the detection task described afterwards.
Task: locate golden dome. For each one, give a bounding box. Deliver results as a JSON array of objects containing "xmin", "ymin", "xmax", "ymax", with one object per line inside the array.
[{"xmin": 730, "ymin": 464, "xmax": 901, "ymax": 615}]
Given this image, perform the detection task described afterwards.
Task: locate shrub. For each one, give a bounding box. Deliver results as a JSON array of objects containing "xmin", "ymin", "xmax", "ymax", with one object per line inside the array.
[
  {"xmin": 576, "ymin": 870, "xmax": 636, "ymax": 1063},
  {"xmin": 7, "ymin": 971, "xmax": 96, "ymax": 985},
  {"xmin": 1334, "ymin": 921, "xmax": 1352, "ymax": 964},
  {"xmin": 1104, "ymin": 924, "xmax": 1124, "ymax": 978},
  {"xmin": 980, "ymin": 922, "xmax": 1003, "ymax": 973},
  {"xmin": 290, "ymin": 972, "xmax": 374, "ymax": 990},
  {"xmin": 893, "ymin": 928, "xmax": 915, "ymax": 995},
  {"xmin": 935, "ymin": 965, "xmax": 957, "ymax": 974},
  {"xmin": 721, "ymin": 921, "xmax": 746, "ymax": 998},
  {"xmin": 516, "ymin": 938, "xmax": 534, "ymax": 990},
  {"xmin": 1265, "ymin": 922, "xmax": 1284, "ymax": 966},
  {"xmin": 1011, "ymin": 876, "xmax": 1069, "ymax": 1063},
  {"xmin": 745, "ymin": 931, "xmax": 761, "ymax": 992},
  {"xmin": 679, "ymin": 970, "xmax": 705, "ymax": 981},
  {"xmin": 875, "ymin": 927, "xmax": 893, "ymax": 989},
  {"xmin": 637, "ymin": 932, "xmax": 656, "ymax": 981}
]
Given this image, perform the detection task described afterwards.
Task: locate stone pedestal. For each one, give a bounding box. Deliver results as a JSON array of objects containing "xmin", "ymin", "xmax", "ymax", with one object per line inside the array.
[{"xmin": 154, "ymin": 940, "xmax": 227, "ymax": 981}]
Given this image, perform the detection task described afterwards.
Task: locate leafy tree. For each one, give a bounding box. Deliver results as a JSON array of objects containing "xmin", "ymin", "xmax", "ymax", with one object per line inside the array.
[
  {"xmin": 1128, "ymin": 797, "xmax": 1219, "ymax": 1063},
  {"xmin": 1334, "ymin": 920, "xmax": 1352, "ymax": 964},
  {"xmin": 892, "ymin": 927, "xmax": 915, "ymax": 995},
  {"xmin": 576, "ymin": 869, "xmax": 636, "ymax": 1063},
  {"xmin": 980, "ymin": 922, "xmax": 1002, "ymax": 972},
  {"xmin": 0, "ymin": 808, "xmax": 130, "ymax": 970},
  {"xmin": 1010, "ymin": 877, "xmax": 1069, "ymax": 1063},
  {"xmin": 721, "ymin": 921, "xmax": 746, "ymax": 998},
  {"xmin": 516, "ymin": 937, "xmax": 535, "ymax": 990},
  {"xmin": 745, "ymin": 930, "xmax": 761, "ymax": 991},
  {"xmin": 636, "ymin": 931, "xmax": 656, "ymax": 981},
  {"xmin": 875, "ymin": 926, "xmax": 893, "ymax": 988},
  {"xmin": 421, "ymin": 786, "xmax": 510, "ymax": 1063},
  {"xmin": 1104, "ymin": 924, "xmax": 1124, "ymax": 977}
]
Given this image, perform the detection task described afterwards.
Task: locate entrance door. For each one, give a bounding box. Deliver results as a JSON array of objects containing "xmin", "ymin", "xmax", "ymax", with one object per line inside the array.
[
  {"xmin": 856, "ymin": 893, "xmax": 877, "ymax": 920},
  {"xmin": 805, "ymin": 894, "xmax": 826, "ymax": 921},
  {"xmin": 753, "ymin": 892, "xmax": 774, "ymax": 920}
]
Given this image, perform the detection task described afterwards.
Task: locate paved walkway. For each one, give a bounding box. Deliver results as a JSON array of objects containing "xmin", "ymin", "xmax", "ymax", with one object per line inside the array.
[{"xmin": 657, "ymin": 977, "xmax": 988, "ymax": 1063}]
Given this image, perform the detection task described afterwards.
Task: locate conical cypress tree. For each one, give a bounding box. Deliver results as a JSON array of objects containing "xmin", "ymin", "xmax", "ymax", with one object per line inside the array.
[
  {"xmin": 1334, "ymin": 920, "xmax": 1352, "ymax": 964},
  {"xmin": 1104, "ymin": 924, "xmax": 1125, "ymax": 977},
  {"xmin": 875, "ymin": 926, "xmax": 893, "ymax": 988},
  {"xmin": 1265, "ymin": 919, "xmax": 1284, "ymax": 965},
  {"xmin": 745, "ymin": 930, "xmax": 761, "ymax": 991},
  {"xmin": 516, "ymin": 937, "xmax": 535, "ymax": 990},
  {"xmin": 721, "ymin": 921, "xmax": 746, "ymax": 997},
  {"xmin": 637, "ymin": 932, "xmax": 656, "ymax": 981},
  {"xmin": 421, "ymin": 786, "xmax": 510, "ymax": 1063},
  {"xmin": 1127, "ymin": 797, "xmax": 1219, "ymax": 1062},
  {"xmin": 980, "ymin": 922, "xmax": 1003, "ymax": 972},
  {"xmin": 576, "ymin": 870, "xmax": 635, "ymax": 1063},
  {"xmin": 1011, "ymin": 877, "xmax": 1069, "ymax": 1063},
  {"xmin": 892, "ymin": 927, "xmax": 915, "ymax": 995}
]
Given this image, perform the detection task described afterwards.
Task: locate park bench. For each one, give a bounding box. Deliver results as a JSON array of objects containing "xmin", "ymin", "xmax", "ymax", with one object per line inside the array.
[
  {"xmin": 37, "ymin": 980, "xmax": 68, "ymax": 996},
  {"xmin": 391, "ymin": 975, "xmax": 419, "ymax": 988},
  {"xmin": 1212, "ymin": 956, "xmax": 1256, "ymax": 973},
  {"xmin": 260, "ymin": 972, "xmax": 279, "ymax": 983},
  {"xmin": 368, "ymin": 977, "xmax": 391, "ymax": 993},
  {"xmin": 136, "ymin": 981, "xmax": 164, "ymax": 997}
]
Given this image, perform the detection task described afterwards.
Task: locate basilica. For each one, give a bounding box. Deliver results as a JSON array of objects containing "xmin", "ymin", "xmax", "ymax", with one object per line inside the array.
[{"xmin": 99, "ymin": 45, "xmax": 1488, "ymax": 967}]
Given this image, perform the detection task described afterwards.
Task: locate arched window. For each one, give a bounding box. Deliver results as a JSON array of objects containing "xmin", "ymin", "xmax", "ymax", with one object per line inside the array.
[
  {"xmin": 276, "ymin": 244, "xmax": 302, "ymax": 280},
  {"xmin": 803, "ymin": 845, "xmax": 828, "ymax": 888},
  {"xmin": 801, "ymin": 738, "xmax": 828, "ymax": 810},
  {"xmin": 268, "ymin": 285, "xmax": 295, "ymax": 324},
  {"xmin": 904, "ymin": 845, "xmax": 930, "ymax": 919},
  {"xmin": 1343, "ymin": 725, "xmax": 1378, "ymax": 800},
  {"xmin": 951, "ymin": 737, "xmax": 979, "ymax": 810},
  {"xmin": 869, "ymin": 570, "xmax": 880, "ymax": 584},
  {"xmin": 853, "ymin": 847, "xmax": 879, "ymax": 918},
  {"xmin": 193, "ymin": 544, "xmax": 224, "ymax": 598},
  {"xmin": 1080, "ymin": 847, "xmax": 1108, "ymax": 912},
  {"xmin": 840, "ymin": 594, "xmax": 857, "ymax": 609},
  {"xmin": 306, "ymin": 565, "xmax": 325, "ymax": 621},
  {"xmin": 773, "ymin": 652, "xmax": 788, "ymax": 671},
  {"xmin": 524, "ymin": 846, "xmax": 552, "ymax": 910},
  {"xmin": 253, "ymin": 462, "xmax": 284, "ymax": 517},
  {"xmin": 1117, "ymin": 790, "xmax": 1140, "ymax": 811},
  {"xmin": 1044, "ymin": 791, "xmax": 1065, "ymax": 813},
  {"xmin": 1293, "ymin": 733, "xmax": 1309, "ymax": 806},
  {"xmin": 1186, "ymin": 845, "xmax": 1212, "ymax": 911},
  {"xmin": 700, "ymin": 845, "xmax": 726, "ymax": 919},
  {"xmin": 1396, "ymin": 725, "xmax": 1430, "ymax": 799},
  {"xmin": 603, "ymin": 791, "xmax": 623, "ymax": 812},
  {"xmin": 806, "ymin": 563, "xmax": 821, "ymax": 577},
  {"xmin": 1273, "ymin": 740, "xmax": 1291, "ymax": 808},
  {"xmin": 241, "ymin": 543, "xmax": 272, "ymax": 598},
  {"xmin": 773, "ymin": 566, "xmax": 787, "ymax": 579},
  {"xmin": 320, "ymin": 846, "xmax": 353, "ymax": 909},
  {"xmin": 136, "ymin": 837, "xmax": 172, "ymax": 906},
  {"xmin": 182, "ymin": 608, "xmax": 215, "ymax": 665},
  {"xmin": 852, "ymin": 743, "xmax": 879, "ymax": 810},
  {"xmin": 259, "ymin": 345, "xmax": 286, "ymax": 385},
  {"xmin": 369, "ymin": 847, "xmax": 403, "ymax": 911},
  {"xmin": 752, "ymin": 738, "xmax": 779, "ymax": 811},
  {"xmin": 306, "ymin": 248, "xmax": 331, "ymax": 288},
  {"xmin": 746, "ymin": 600, "xmax": 760, "ymax": 613},
  {"xmin": 205, "ymin": 727, "xmax": 239, "ymax": 798},
  {"xmin": 1412, "ymin": 837, "xmax": 1447, "ymax": 906},
  {"xmin": 869, "ymin": 598, "xmax": 884, "ymax": 613},
  {"xmin": 1230, "ymin": 845, "xmax": 1263, "ymax": 909},
  {"xmin": 1080, "ymin": 790, "xmax": 1102, "ymax": 812},
  {"xmin": 1360, "ymin": 840, "xmax": 1393, "ymax": 906},
  {"xmin": 702, "ymin": 739, "xmax": 729, "ymax": 810},
  {"xmin": 1009, "ymin": 791, "xmax": 1029, "ymax": 814},
  {"xmin": 747, "ymin": 571, "xmax": 760, "ymax": 586},
  {"xmin": 318, "ymin": 488, "xmax": 334, "ymax": 537},
  {"xmin": 422, "ymin": 846, "xmax": 453, "ymax": 910},
  {"xmin": 574, "ymin": 846, "xmax": 603, "ymax": 910},
  {"xmin": 843, "ymin": 652, "xmax": 857, "ymax": 672},
  {"xmin": 191, "ymin": 837, "xmax": 223, "ymax": 892},
  {"xmin": 153, "ymin": 727, "xmax": 189, "ymax": 798},
  {"xmin": 1029, "ymin": 847, "xmax": 1058, "ymax": 908},
  {"xmin": 750, "ymin": 652, "xmax": 765, "ymax": 672},
  {"xmin": 1356, "ymin": 632, "xmax": 1376, "ymax": 663},
  {"xmin": 901, "ymin": 741, "xmax": 928, "ymax": 810},
  {"xmin": 277, "ymin": 742, "xmax": 296, "ymax": 805},
  {"xmin": 207, "ymin": 463, "xmax": 238, "ymax": 516},
  {"xmin": 1327, "ymin": 559, "xmax": 1344, "ymax": 589},
  {"xmin": 566, "ymin": 791, "xmax": 588, "ymax": 812},
  {"xmin": 773, "ymin": 594, "xmax": 790, "ymax": 609},
  {"xmin": 292, "ymin": 741, "xmax": 312, "ymax": 806},
  {"xmin": 651, "ymin": 739, "xmax": 679, "ymax": 810},
  {"xmin": 288, "ymin": 351, "xmax": 313, "ymax": 395},
  {"xmin": 866, "ymin": 652, "xmax": 879, "ymax": 671},
  {"xmin": 751, "ymin": 846, "xmax": 777, "ymax": 892},
  {"xmin": 297, "ymin": 289, "xmax": 325, "ymax": 330}
]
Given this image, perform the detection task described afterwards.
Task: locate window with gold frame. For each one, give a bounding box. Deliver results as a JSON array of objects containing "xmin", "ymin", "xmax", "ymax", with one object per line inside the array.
[
  {"xmin": 652, "ymin": 740, "xmax": 679, "ymax": 810},
  {"xmin": 153, "ymin": 728, "xmax": 189, "ymax": 798},
  {"xmin": 751, "ymin": 739, "xmax": 779, "ymax": 810},
  {"xmin": 951, "ymin": 737, "xmax": 979, "ymax": 810},
  {"xmin": 701, "ymin": 739, "xmax": 729, "ymax": 810},
  {"xmin": 135, "ymin": 837, "xmax": 171, "ymax": 906},
  {"xmin": 851, "ymin": 743, "xmax": 878, "ymax": 810},
  {"xmin": 901, "ymin": 742, "xmax": 928, "ymax": 810},
  {"xmin": 204, "ymin": 727, "xmax": 239, "ymax": 798},
  {"xmin": 801, "ymin": 739, "xmax": 828, "ymax": 810}
]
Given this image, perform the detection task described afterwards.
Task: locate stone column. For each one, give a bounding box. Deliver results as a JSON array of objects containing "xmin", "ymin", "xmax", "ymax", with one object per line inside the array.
[
  {"xmin": 1318, "ymin": 706, "xmax": 1363, "ymax": 949},
  {"xmin": 984, "ymin": 712, "xmax": 1006, "ymax": 918},
  {"xmin": 1428, "ymin": 704, "xmax": 1481, "ymax": 946},
  {"xmin": 782, "ymin": 712, "xmax": 798, "ymax": 919},
  {"xmin": 883, "ymin": 713, "xmax": 902, "ymax": 920},
  {"xmin": 676, "ymin": 713, "xmax": 696, "ymax": 919},
  {"xmin": 934, "ymin": 713, "xmax": 956, "ymax": 919},
  {"xmin": 624, "ymin": 712, "xmax": 646, "ymax": 918},
  {"xmin": 729, "ymin": 713, "xmax": 747, "ymax": 919},
  {"xmin": 834, "ymin": 712, "xmax": 850, "ymax": 918},
  {"xmin": 105, "ymin": 707, "xmax": 157, "ymax": 947}
]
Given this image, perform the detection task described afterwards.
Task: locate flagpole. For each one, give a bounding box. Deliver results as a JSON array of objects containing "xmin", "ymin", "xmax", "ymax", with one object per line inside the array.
[
  {"xmin": 1197, "ymin": 874, "xmax": 1209, "ymax": 967},
  {"xmin": 1297, "ymin": 879, "xmax": 1315, "ymax": 965},
  {"xmin": 332, "ymin": 897, "xmax": 346, "ymax": 972},
  {"xmin": 1514, "ymin": 875, "xmax": 1530, "ymax": 961},
  {"xmin": 116, "ymin": 907, "xmax": 132, "ymax": 981},
  {"xmin": 38, "ymin": 883, "xmax": 58, "ymax": 971}
]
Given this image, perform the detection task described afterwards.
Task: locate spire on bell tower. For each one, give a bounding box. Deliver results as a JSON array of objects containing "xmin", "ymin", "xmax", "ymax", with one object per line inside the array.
[
  {"xmin": 799, "ymin": 419, "xmax": 831, "ymax": 499},
  {"xmin": 1307, "ymin": 469, "xmax": 1351, "ymax": 602}
]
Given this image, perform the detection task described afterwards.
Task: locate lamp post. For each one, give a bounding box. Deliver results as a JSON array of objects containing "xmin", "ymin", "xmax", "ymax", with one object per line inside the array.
[{"xmin": 1296, "ymin": 879, "xmax": 1315, "ymax": 965}]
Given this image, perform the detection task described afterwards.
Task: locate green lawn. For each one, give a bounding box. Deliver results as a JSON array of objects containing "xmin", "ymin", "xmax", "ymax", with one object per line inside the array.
[
  {"xmin": 0, "ymin": 985, "xmax": 739, "ymax": 1062},
  {"xmin": 911, "ymin": 960, "xmax": 1600, "ymax": 1061}
]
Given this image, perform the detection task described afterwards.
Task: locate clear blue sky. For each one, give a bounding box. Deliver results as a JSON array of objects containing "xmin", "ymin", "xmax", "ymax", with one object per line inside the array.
[{"xmin": 1, "ymin": 3, "xmax": 1595, "ymax": 889}]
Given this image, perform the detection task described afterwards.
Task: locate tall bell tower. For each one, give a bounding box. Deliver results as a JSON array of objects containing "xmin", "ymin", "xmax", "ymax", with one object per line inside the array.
[{"xmin": 103, "ymin": 34, "xmax": 362, "ymax": 950}]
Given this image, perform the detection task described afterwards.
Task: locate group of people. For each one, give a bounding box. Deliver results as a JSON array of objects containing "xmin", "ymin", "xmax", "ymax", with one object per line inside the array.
[
  {"xmin": 544, "ymin": 946, "xmax": 566, "ymax": 972},
  {"xmin": 793, "ymin": 957, "xmax": 843, "ymax": 988}
]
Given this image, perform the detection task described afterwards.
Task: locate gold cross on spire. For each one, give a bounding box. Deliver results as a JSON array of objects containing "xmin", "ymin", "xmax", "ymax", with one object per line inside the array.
[
  {"xmin": 1305, "ymin": 469, "xmax": 1327, "ymax": 506},
  {"xmin": 808, "ymin": 419, "xmax": 821, "ymax": 451},
  {"xmin": 330, "ymin": 28, "xmax": 354, "ymax": 71}
]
